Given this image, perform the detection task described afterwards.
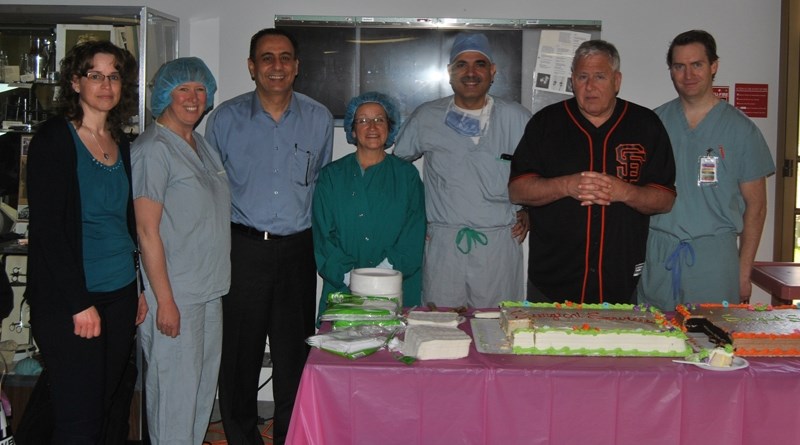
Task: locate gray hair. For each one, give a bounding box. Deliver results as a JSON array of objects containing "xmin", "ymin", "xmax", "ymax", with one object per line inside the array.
[{"xmin": 572, "ymin": 40, "xmax": 621, "ymax": 73}]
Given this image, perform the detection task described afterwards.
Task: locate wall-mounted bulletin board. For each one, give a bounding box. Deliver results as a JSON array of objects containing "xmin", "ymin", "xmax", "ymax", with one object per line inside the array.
[{"xmin": 275, "ymin": 15, "xmax": 601, "ymax": 124}]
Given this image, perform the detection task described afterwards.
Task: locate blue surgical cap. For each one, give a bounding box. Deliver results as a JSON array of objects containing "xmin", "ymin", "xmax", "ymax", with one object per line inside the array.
[
  {"xmin": 343, "ymin": 91, "xmax": 401, "ymax": 148},
  {"xmin": 150, "ymin": 57, "xmax": 217, "ymax": 117},
  {"xmin": 449, "ymin": 33, "xmax": 493, "ymax": 63}
]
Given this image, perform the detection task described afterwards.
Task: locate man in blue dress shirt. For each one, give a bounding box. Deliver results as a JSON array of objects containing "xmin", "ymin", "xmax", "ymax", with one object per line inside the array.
[{"xmin": 205, "ymin": 28, "xmax": 334, "ymax": 445}]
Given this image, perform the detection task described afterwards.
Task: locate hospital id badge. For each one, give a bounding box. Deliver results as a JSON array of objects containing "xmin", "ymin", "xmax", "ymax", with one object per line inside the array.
[{"xmin": 697, "ymin": 155, "xmax": 718, "ymax": 186}]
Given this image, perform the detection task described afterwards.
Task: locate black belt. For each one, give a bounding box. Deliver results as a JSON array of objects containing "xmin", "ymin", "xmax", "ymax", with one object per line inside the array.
[{"xmin": 231, "ymin": 222, "xmax": 307, "ymax": 241}]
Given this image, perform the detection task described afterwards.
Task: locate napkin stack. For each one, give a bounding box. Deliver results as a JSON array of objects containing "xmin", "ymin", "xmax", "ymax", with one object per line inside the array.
[
  {"xmin": 402, "ymin": 325, "xmax": 472, "ymax": 360},
  {"xmin": 319, "ymin": 292, "xmax": 402, "ymax": 328},
  {"xmin": 306, "ymin": 332, "xmax": 386, "ymax": 355},
  {"xmin": 406, "ymin": 310, "xmax": 461, "ymax": 328},
  {"xmin": 306, "ymin": 325, "xmax": 394, "ymax": 359}
]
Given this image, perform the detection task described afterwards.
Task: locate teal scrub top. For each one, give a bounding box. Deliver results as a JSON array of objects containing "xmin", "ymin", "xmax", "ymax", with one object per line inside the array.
[
  {"xmin": 312, "ymin": 153, "xmax": 425, "ymax": 312},
  {"xmin": 650, "ymin": 99, "xmax": 774, "ymax": 238}
]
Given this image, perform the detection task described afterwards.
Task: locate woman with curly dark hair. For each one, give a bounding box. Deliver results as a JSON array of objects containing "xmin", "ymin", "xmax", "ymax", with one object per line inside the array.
[{"xmin": 25, "ymin": 40, "xmax": 146, "ymax": 444}]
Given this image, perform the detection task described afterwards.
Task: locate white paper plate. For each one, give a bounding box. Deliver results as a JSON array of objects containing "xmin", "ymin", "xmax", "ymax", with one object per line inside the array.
[
  {"xmin": 674, "ymin": 356, "xmax": 749, "ymax": 371},
  {"xmin": 350, "ymin": 268, "xmax": 402, "ymax": 296}
]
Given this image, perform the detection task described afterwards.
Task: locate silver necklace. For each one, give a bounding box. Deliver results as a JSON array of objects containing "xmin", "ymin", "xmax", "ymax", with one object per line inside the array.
[{"xmin": 86, "ymin": 128, "xmax": 110, "ymax": 161}]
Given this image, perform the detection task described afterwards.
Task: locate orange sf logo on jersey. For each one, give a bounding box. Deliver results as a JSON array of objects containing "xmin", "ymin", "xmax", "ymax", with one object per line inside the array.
[{"xmin": 615, "ymin": 144, "xmax": 646, "ymax": 183}]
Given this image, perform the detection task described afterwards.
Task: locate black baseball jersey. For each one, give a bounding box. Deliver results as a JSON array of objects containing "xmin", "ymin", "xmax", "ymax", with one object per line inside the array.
[{"xmin": 510, "ymin": 98, "xmax": 676, "ymax": 304}]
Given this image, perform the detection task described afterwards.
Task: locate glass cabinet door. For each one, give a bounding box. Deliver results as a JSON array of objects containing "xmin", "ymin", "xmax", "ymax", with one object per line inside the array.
[
  {"xmin": 0, "ymin": 4, "xmax": 179, "ymax": 134},
  {"xmin": 140, "ymin": 7, "xmax": 179, "ymax": 131}
]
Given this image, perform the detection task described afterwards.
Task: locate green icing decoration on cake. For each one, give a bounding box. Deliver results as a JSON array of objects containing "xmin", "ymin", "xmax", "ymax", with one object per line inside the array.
[
  {"xmin": 511, "ymin": 344, "xmax": 693, "ymax": 357},
  {"xmin": 500, "ymin": 300, "xmax": 689, "ymax": 357},
  {"xmin": 500, "ymin": 300, "xmax": 661, "ymax": 313}
]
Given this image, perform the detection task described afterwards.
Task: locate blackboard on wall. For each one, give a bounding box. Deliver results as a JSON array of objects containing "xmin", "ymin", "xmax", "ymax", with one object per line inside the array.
[{"xmin": 276, "ymin": 16, "xmax": 601, "ymax": 124}]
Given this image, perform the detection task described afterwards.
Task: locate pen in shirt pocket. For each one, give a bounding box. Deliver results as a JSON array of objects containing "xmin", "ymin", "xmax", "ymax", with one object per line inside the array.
[
  {"xmin": 499, "ymin": 153, "xmax": 513, "ymax": 162},
  {"xmin": 295, "ymin": 144, "xmax": 312, "ymax": 186}
]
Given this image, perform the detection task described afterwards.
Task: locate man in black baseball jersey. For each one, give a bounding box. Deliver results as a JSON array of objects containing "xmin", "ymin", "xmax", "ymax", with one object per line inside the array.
[{"xmin": 509, "ymin": 39, "xmax": 676, "ymax": 304}]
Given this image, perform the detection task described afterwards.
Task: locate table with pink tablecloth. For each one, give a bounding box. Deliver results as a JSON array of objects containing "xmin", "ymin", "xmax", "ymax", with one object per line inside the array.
[{"xmin": 286, "ymin": 320, "xmax": 800, "ymax": 445}]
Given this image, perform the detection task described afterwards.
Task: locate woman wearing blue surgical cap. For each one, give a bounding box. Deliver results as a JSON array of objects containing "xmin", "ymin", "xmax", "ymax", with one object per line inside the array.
[
  {"xmin": 131, "ymin": 57, "xmax": 230, "ymax": 444},
  {"xmin": 312, "ymin": 92, "xmax": 425, "ymax": 313}
]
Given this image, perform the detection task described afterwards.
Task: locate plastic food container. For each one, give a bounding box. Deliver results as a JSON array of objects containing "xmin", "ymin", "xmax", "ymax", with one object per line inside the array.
[{"xmin": 350, "ymin": 268, "xmax": 403, "ymax": 306}]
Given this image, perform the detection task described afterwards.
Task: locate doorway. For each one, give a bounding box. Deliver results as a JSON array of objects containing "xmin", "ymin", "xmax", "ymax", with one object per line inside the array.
[{"xmin": 778, "ymin": 0, "xmax": 800, "ymax": 261}]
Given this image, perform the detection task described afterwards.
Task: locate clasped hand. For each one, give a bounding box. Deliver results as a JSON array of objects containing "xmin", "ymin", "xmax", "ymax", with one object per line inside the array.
[{"xmin": 571, "ymin": 171, "xmax": 628, "ymax": 206}]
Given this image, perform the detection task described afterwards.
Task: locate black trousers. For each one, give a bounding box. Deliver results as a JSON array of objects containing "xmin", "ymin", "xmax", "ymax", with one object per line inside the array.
[
  {"xmin": 219, "ymin": 228, "xmax": 316, "ymax": 445},
  {"xmin": 30, "ymin": 280, "xmax": 138, "ymax": 445}
]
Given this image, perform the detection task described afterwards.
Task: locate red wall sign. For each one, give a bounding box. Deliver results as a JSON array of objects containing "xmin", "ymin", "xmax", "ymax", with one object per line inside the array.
[
  {"xmin": 712, "ymin": 86, "xmax": 729, "ymax": 102},
  {"xmin": 734, "ymin": 83, "xmax": 768, "ymax": 118}
]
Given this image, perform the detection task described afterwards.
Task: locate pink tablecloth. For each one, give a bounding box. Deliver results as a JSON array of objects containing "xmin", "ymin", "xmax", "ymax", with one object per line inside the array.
[{"xmin": 286, "ymin": 321, "xmax": 800, "ymax": 445}]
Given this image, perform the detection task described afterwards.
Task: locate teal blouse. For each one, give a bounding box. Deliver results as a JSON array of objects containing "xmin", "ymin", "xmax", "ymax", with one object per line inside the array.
[{"xmin": 71, "ymin": 125, "xmax": 136, "ymax": 292}]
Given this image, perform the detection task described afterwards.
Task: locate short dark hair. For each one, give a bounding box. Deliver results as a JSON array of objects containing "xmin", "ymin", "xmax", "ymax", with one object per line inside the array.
[
  {"xmin": 572, "ymin": 39, "xmax": 620, "ymax": 72},
  {"xmin": 666, "ymin": 30, "xmax": 718, "ymax": 66},
  {"xmin": 56, "ymin": 40, "xmax": 138, "ymax": 142},
  {"xmin": 249, "ymin": 28, "xmax": 299, "ymax": 61}
]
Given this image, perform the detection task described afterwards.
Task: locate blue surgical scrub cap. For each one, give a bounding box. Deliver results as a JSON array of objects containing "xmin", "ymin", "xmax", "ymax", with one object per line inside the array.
[
  {"xmin": 343, "ymin": 91, "xmax": 401, "ymax": 148},
  {"xmin": 449, "ymin": 33, "xmax": 493, "ymax": 63},
  {"xmin": 150, "ymin": 57, "xmax": 217, "ymax": 117}
]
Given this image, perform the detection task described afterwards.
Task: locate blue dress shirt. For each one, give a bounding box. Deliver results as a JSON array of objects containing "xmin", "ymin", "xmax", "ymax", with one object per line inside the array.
[{"xmin": 205, "ymin": 91, "xmax": 334, "ymax": 235}]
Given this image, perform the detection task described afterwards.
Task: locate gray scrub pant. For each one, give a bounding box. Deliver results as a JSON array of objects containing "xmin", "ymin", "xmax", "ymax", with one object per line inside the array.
[
  {"xmin": 140, "ymin": 293, "xmax": 223, "ymax": 445},
  {"xmin": 422, "ymin": 223, "xmax": 524, "ymax": 308}
]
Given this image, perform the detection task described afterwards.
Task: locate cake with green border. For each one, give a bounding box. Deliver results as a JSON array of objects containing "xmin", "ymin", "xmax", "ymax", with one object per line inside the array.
[
  {"xmin": 500, "ymin": 301, "xmax": 691, "ymax": 356},
  {"xmin": 676, "ymin": 303, "xmax": 800, "ymax": 356}
]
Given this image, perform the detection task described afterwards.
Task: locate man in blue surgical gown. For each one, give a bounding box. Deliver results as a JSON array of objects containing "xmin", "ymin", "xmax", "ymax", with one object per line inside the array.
[{"xmin": 394, "ymin": 33, "xmax": 530, "ymax": 308}]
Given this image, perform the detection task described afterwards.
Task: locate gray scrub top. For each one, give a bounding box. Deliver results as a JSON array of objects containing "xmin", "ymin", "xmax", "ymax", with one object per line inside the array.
[
  {"xmin": 132, "ymin": 124, "xmax": 231, "ymax": 303},
  {"xmin": 393, "ymin": 95, "xmax": 531, "ymax": 229}
]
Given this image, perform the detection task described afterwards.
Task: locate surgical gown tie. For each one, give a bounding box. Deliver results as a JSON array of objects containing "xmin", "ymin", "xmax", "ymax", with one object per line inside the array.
[
  {"xmin": 455, "ymin": 227, "xmax": 488, "ymax": 254},
  {"xmin": 665, "ymin": 240, "xmax": 696, "ymax": 303}
]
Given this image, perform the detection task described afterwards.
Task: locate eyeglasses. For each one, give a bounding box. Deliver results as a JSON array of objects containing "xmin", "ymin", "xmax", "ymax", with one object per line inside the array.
[
  {"xmin": 354, "ymin": 116, "xmax": 387, "ymax": 126},
  {"xmin": 83, "ymin": 71, "xmax": 122, "ymax": 83}
]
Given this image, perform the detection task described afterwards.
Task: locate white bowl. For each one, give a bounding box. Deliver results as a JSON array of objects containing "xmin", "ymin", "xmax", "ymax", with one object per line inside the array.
[{"xmin": 350, "ymin": 268, "xmax": 403, "ymax": 297}]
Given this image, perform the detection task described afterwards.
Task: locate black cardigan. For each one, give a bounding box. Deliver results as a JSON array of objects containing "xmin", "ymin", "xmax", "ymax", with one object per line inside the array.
[{"xmin": 25, "ymin": 117, "xmax": 137, "ymax": 315}]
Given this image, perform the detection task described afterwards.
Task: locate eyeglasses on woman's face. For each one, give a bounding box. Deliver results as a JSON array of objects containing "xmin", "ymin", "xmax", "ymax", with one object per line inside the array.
[
  {"xmin": 354, "ymin": 116, "xmax": 387, "ymax": 127},
  {"xmin": 83, "ymin": 71, "xmax": 122, "ymax": 83}
]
